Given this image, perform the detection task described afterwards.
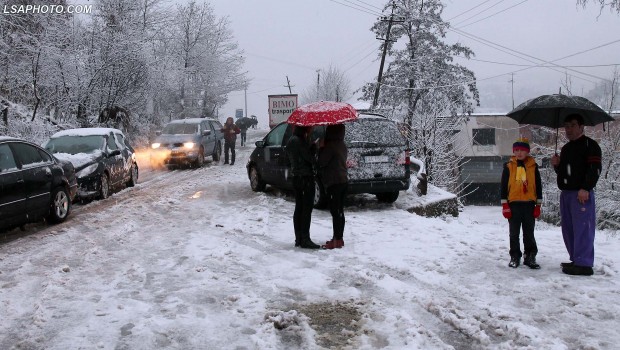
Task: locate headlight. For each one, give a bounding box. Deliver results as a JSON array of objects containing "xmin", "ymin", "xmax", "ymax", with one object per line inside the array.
[
  {"xmin": 76, "ymin": 163, "xmax": 99, "ymax": 178},
  {"xmin": 151, "ymin": 143, "xmax": 161, "ymax": 149},
  {"xmin": 184, "ymin": 142, "xmax": 195, "ymax": 149}
]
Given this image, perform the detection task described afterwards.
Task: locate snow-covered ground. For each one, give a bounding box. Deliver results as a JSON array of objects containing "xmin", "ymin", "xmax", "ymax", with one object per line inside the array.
[{"xmin": 1, "ymin": 129, "xmax": 619, "ymax": 350}]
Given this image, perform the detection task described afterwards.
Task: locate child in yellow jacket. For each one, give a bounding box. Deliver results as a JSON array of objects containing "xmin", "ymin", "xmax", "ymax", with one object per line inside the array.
[{"xmin": 501, "ymin": 138, "xmax": 543, "ymax": 269}]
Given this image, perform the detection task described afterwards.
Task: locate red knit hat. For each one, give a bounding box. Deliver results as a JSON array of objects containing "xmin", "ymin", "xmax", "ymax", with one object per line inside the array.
[{"xmin": 513, "ymin": 137, "xmax": 530, "ymax": 152}]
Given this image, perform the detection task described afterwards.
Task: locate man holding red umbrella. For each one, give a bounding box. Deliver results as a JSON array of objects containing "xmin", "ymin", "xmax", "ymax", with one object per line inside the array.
[
  {"xmin": 285, "ymin": 125, "xmax": 320, "ymax": 249},
  {"xmin": 551, "ymin": 113, "xmax": 602, "ymax": 276}
]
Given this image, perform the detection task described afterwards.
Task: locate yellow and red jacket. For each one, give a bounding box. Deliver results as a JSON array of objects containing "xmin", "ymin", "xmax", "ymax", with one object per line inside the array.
[{"xmin": 500, "ymin": 156, "xmax": 542, "ymax": 204}]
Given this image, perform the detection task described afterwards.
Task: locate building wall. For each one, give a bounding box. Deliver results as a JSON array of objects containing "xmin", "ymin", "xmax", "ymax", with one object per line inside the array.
[{"xmin": 454, "ymin": 114, "xmax": 521, "ymax": 158}]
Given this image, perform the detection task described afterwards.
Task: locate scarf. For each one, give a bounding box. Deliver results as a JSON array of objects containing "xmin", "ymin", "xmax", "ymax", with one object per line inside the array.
[{"xmin": 515, "ymin": 161, "xmax": 528, "ymax": 193}]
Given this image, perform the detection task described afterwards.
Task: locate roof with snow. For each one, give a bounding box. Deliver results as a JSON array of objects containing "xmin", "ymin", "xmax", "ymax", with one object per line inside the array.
[{"xmin": 51, "ymin": 128, "xmax": 122, "ymax": 138}]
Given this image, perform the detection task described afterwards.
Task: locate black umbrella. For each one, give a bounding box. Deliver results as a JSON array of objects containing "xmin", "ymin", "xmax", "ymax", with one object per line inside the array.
[
  {"xmin": 235, "ymin": 117, "xmax": 252, "ymax": 129},
  {"xmin": 506, "ymin": 94, "xmax": 614, "ymax": 150}
]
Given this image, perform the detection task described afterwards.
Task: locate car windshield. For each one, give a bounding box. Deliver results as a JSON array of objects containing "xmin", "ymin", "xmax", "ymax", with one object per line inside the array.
[
  {"xmin": 162, "ymin": 123, "xmax": 199, "ymax": 135},
  {"xmin": 344, "ymin": 119, "xmax": 405, "ymax": 147},
  {"xmin": 45, "ymin": 135, "xmax": 105, "ymax": 154}
]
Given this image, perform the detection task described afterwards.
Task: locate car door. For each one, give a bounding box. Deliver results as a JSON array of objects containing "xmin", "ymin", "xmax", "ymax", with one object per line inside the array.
[
  {"xmin": 105, "ymin": 132, "xmax": 124, "ymax": 187},
  {"xmin": 259, "ymin": 123, "xmax": 290, "ymax": 185},
  {"xmin": 9, "ymin": 142, "xmax": 53, "ymax": 220},
  {"xmin": 113, "ymin": 132, "xmax": 132, "ymax": 180},
  {"xmin": 202, "ymin": 121, "xmax": 215, "ymax": 155},
  {"xmin": 0, "ymin": 143, "xmax": 26, "ymax": 229}
]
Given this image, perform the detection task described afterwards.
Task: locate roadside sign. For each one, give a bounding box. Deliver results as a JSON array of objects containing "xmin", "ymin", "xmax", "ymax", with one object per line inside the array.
[{"xmin": 268, "ymin": 94, "xmax": 297, "ymax": 128}]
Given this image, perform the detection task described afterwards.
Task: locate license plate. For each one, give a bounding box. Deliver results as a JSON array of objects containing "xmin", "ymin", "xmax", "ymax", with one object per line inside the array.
[{"xmin": 365, "ymin": 155, "xmax": 389, "ymax": 163}]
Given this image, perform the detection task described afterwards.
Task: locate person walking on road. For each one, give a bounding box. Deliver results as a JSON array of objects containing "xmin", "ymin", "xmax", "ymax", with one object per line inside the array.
[
  {"xmin": 550, "ymin": 113, "xmax": 602, "ymax": 276},
  {"xmin": 221, "ymin": 117, "xmax": 240, "ymax": 165},
  {"xmin": 285, "ymin": 125, "xmax": 320, "ymax": 249},
  {"xmin": 318, "ymin": 124, "xmax": 348, "ymax": 249},
  {"xmin": 500, "ymin": 137, "xmax": 542, "ymax": 269}
]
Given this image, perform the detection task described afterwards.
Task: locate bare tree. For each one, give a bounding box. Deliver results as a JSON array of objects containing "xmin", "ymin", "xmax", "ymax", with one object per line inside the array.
[{"xmin": 301, "ymin": 64, "xmax": 352, "ymax": 104}]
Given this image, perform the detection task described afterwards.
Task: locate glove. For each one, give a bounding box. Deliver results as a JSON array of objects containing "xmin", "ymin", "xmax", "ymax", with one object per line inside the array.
[
  {"xmin": 533, "ymin": 205, "xmax": 541, "ymax": 219},
  {"xmin": 502, "ymin": 203, "xmax": 512, "ymax": 219}
]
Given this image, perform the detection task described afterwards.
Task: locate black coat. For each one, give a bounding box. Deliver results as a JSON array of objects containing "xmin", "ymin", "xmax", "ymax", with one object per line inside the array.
[
  {"xmin": 554, "ymin": 135, "xmax": 602, "ymax": 191},
  {"xmin": 285, "ymin": 134, "xmax": 315, "ymax": 177}
]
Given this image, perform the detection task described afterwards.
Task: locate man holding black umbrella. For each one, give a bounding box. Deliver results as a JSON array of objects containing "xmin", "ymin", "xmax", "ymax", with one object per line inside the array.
[{"xmin": 550, "ymin": 113, "xmax": 602, "ymax": 276}]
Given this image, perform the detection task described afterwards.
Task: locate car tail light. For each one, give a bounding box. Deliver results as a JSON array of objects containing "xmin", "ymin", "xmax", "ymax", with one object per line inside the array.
[
  {"xmin": 346, "ymin": 158, "xmax": 357, "ymax": 168},
  {"xmin": 397, "ymin": 150, "xmax": 411, "ymax": 165}
]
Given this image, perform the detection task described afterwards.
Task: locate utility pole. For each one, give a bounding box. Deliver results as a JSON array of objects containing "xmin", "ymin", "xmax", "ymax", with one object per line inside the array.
[
  {"xmin": 244, "ymin": 83, "xmax": 248, "ymax": 118},
  {"xmin": 316, "ymin": 69, "xmax": 320, "ymax": 100},
  {"xmin": 372, "ymin": 2, "xmax": 402, "ymax": 110},
  {"xmin": 285, "ymin": 76, "xmax": 294, "ymax": 94},
  {"xmin": 511, "ymin": 73, "xmax": 515, "ymax": 110}
]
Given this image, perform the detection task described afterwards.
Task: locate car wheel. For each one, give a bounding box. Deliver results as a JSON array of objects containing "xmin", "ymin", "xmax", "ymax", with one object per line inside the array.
[
  {"xmin": 47, "ymin": 187, "xmax": 71, "ymax": 223},
  {"xmin": 249, "ymin": 166, "xmax": 266, "ymax": 192},
  {"xmin": 126, "ymin": 163, "xmax": 138, "ymax": 187},
  {"xmin": 376, "ymin": 191, "xmax": 399, "ymax": 203},
  {"xmin": 212, "ymin": 142, "xmax": 221, "ymax": 162},
  {"xmin": 99, "ymin": 173, "xmax": 110, "ymax": 199},
  {"xmin": 195, "ymin": 147, "xmax": 205, "ymax": 167},
  {"xmin": 313, "ymin": 178, "xmax": 328, "ymax": 209}
]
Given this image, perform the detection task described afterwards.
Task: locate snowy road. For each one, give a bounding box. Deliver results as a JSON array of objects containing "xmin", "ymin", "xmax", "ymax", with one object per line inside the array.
[{"xmin": 1, "ymin": 129, "xmax": 619, "ymax": 349}]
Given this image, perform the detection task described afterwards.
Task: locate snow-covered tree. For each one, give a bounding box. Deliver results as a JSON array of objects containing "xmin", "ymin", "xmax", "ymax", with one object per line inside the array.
[
  {"xmin": 301, "ymin": 64, "xmax": 352, "ymax": 104},
  {"xmin": 360, "ymin": 0, "xmax": 479, "ymax": 189},
  {"xmin": 577, "ymin": 0, "xmax": 620, "ymax": 13},
  {"xmin": 169, "ymin": 0, "xmax": 246, "ymax": 119}
]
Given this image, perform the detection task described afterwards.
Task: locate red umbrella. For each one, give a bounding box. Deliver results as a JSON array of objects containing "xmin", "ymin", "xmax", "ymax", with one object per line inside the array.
[{"xmin": 287, "ymin": 101, "xmax": 357, "ymax": 126}]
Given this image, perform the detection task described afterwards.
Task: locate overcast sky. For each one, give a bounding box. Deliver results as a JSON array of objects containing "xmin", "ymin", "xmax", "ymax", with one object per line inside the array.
[{"xmin": 200, "ymin": 0, "xmax": 620, "ymax": 124}]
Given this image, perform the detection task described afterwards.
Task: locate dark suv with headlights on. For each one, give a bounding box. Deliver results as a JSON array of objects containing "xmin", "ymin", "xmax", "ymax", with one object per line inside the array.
[
  {"xmin": 150, "ymin": 118, "xmax": 224, "ymax": 168},
  {"xmin": 1, "ymin": 137, "xmax": 78, "ymax": 232},
  {"xmin": 43, "ymin": 128, "xmax": 138, "ymax": 200},
  {"xmin": 246, "ymin": 113, "xmax": 411, "ymax": 207}
]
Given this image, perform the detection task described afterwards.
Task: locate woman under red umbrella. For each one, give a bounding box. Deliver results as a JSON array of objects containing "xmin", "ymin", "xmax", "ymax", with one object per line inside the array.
[{"xmin": 318, "ymin": 124, "xmax": 348, "ymax": 249}]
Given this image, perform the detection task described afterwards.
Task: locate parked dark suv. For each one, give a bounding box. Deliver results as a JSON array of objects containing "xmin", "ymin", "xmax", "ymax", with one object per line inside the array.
[
  {"xmin": 150, "ymin": 118, "xmax": 224, "ymax": 168},
  {"xmin": 1, "ymin": 137, "xmax": 78, "ymax": 232},
  {"xmin": 246, "ymin": 113, "xmax": 411, "ymax": 207}
]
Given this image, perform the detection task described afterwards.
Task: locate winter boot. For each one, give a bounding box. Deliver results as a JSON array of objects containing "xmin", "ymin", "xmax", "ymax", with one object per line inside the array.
[
  {"xmin": 299, "ymin": 232, "xmax": 320, "ymax": 249},
  {"xmin": 560, "ymin": 261, "xmax": 574, "ymax": 268},
  {"xmin": 322, "ymin": 239, "xmax": 344, "ymax": 249},
  {"xmin": 562, "ymin": 265, "xmax": 593, "ymax": 276},
  {"xmin": 523, "ymin": 253, "xmax": 541, "ymax": 269},
  {"xmin": 295, "ymin": 232, "xmax": 301, "ymax": 247},
  {"xmin": 508, "ymin": 256, "xmax": 520, "ymax": 268}
]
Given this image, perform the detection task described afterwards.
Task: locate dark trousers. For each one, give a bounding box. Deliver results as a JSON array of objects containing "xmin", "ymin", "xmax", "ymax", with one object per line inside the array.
[
  {"xmin": 224, "ymin": 141, "xmax": 235, "ymax": 164},
  {"xmin": 508, "ymin": 201, "xmax": 537, "ymax": 258},
  {"xmin": 560, "ymin": 190, "xmax": 596, "ymax": 267},
  {"xmin": 293, "ymin": 176, "xmax": 315, "ymax": 240},
  {"xmin": 326, "ymin": 183, "xmax": 347, "ymax": 240},
  {"xmin": 240, "ymin": 132, "xmax": 247, "ymax": 146}
]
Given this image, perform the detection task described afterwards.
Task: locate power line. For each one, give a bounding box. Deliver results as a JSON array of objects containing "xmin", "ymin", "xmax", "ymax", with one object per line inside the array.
[
  {"xmin": 448, "ymin": 25, "xmax": 610, "ymax": 83},
  {"xmin": 349, "ymin": 0, "xmax": 383, "ymax": 11},
  {"xmin": 455, "ymin": 56, "xmax": 620, "ymax": 68},
  {"xmin": 456, "ymin": 0, "xmax": 529, "ymax": 29},
  {"xmin": 447, "ymin": 0, "xmax": 495, "ymax": 21},
  {"xmin": 342, "ymin": 44, "xmax": 381, "ymax": 73},
  {"xmin": 452, "ymin": 0, "xmax": 512, "ymax": 26},
  {"xmin": 327, "ymin": 0, "xmax": 382, "ymax": 17},
  {"xmin": 339, "ymin": 0, "xmax": 384, "ymax": 16}
]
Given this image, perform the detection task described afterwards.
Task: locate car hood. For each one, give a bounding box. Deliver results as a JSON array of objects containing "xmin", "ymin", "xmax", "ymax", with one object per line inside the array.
[
  {"xmin": 154, "ymin": 134, "xmax": 199, "ymax": 144},
  {"xmin": 53, "ymin": 152, "xmax": 102, "ymax": 172}
]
